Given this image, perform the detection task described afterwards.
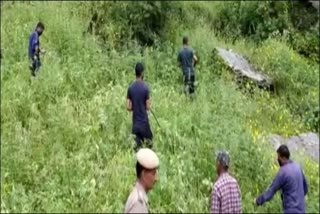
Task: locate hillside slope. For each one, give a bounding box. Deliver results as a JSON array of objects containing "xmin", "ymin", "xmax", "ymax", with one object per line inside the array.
[{"xmin": 1, "ymin": 2, "xmax": 319, "ymax": 213}]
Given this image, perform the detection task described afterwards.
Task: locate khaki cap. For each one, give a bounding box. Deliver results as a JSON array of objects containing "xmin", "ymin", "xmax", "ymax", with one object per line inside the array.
[{"xmin": 136, "ymin": 148, "xmax": 159, "ymax": 169}]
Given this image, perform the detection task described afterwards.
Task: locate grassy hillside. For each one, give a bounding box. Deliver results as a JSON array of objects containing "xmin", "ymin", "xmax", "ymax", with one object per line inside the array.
[{"xmin": 1, "ymin": 2, "xmax": 319, "ymax": 213}]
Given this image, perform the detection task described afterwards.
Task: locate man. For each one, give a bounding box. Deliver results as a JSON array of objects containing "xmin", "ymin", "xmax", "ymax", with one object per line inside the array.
[
  {"xmin": 28, "ymin": 22, "xmax": 45, "ymax": 76},
  {"xmin": 127, "ymin": 63, "xmax": 153, "ymax": 151},
  {"xmin": 211, "ymin": 151, "xmax": 242, "ymax": 214},
  {"xmin": 177, "ymin": 36, "xmax": 198, "ymax": 95},
  {"xmin": 255, "ymin": 144, "xmax": 308, "ymax": 213},
  {"xmin": 124, "ymin": 148, "xmax": 159, "ymax": 213}
]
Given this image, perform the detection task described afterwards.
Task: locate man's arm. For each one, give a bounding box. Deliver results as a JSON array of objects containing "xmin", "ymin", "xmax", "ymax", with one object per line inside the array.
[
  {"xmin": 302, "ymin": 170, "xmax": 308, "ymax": 195},
  {"xmin": 192, "ymin": 51, "xmax": 198, "ymax": 67},
  {"xmin": 256, "ymin": 170, "xmax": 285, "ymax": 206},
  {"xmin": 210, "ymin": 186, "xmax": 221, "ymax": 214},
  {"xmin": 127, "ymin": 99, "xmax": 132, "ymax": 111},
  {"xmin": 126, "ymin": 88, "xmax": 132, "ymax": 111},
  {"xmin": 145, "ymin": 86, "xmax": 151, "ymax": 111},
  {"xmin": 236, "ymin": 183, "xmax": 242, "ymax": 212},
  {"xmin": 177, "ymin": 52, "xmax": 181, "ymax": 67},
  {"xmin": 31, "ymin": 33, "xmax": 40, "ymax": 55}
]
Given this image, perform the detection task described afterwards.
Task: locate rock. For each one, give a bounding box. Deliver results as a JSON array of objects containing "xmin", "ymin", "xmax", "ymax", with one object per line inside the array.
[
  {"xmin": 309, "ymin": 0, "xmax": 320, "ymax": 11},
  {"xmin": 268, "ymin": 132, "xmax": 319, "ymax": 161},
  {"xmin": 215, "ymin": 47, "xmax": 273, "ymax": 91}
]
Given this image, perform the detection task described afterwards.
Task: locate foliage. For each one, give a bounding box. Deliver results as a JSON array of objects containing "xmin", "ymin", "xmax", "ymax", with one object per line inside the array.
[
  {"xmin": 1, "ymin": 1, "xmax": 319, "ymax": 213},
  {"xmin": 211, "ymin": 1, "xmax": 319, "ymax": 63},
  {"xmin": 78, "ymin": 1, "xmax": 181, "ymax": 48}
]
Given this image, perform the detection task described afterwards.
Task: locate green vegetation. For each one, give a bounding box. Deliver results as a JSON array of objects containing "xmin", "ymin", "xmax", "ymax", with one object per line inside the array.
[{"xmin": 1, "ymin": 1, "xmax": 319, "ymax": 213}]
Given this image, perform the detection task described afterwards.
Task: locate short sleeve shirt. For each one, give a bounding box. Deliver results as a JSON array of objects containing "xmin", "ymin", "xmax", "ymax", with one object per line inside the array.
[
  {"xmin": 127, "ymin": 80, "xmax": 150, "ymax": 127},
  {"xmin": 178, "ymin": 47, "xmax": 195, "ymax": 75}
]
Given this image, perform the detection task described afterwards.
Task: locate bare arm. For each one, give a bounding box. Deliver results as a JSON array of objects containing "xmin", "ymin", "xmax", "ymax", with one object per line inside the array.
[
  {"xmin": 193, "ymin": 54, "xmax": 198, "ymax": 67},
  {"xmin": 126, "ymin": 88, "xmax": 132, "ymax": 111},
  {"xmin": 127, "ymin": 99, "xmax": 132, "ymax": 111},
  {"xmin": 146, "ymin": 99, "xmax": 151, "ymax": 111}
]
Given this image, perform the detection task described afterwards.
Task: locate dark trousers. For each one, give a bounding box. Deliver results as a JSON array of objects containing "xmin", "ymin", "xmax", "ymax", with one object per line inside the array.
[
  {"xmin": 29, "ymin": 55, "xmax": 41, "ymax": 76},
  {"xmin": 132, "ymin": 123, "xmax": 153, "ymax": 149},
  {"xmin": 183, "ymin": 73, "xmax": 195, "ymax": 94}
]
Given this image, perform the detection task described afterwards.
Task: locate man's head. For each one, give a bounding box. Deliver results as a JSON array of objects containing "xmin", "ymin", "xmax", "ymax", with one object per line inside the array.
[
  {"xmin": 36, "ymin": 22, "xmax": 45, "ymax": 36},
  {"xmin": 136, "ymin": 148, "xmax": 159, "ymax": 192},
  {"xmin": 135, "ymin": 62, "xmax": 144, "ymax": 79},
  {"xmin": 216, "ymin": 150, "xmax": 230, "ymax": 175},
  {"xmin": 277, "ymin": 144, "xmax": 290, "ymax": 166},
  {"xmin": 182, "ymin": 36, "xmax": 188, "ymax": 46}
]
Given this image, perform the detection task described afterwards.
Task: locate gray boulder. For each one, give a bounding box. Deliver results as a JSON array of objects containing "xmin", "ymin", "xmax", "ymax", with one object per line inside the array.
[{"xmin": 216, "ymin": 47, "xmax": 273, "ymax": 90}]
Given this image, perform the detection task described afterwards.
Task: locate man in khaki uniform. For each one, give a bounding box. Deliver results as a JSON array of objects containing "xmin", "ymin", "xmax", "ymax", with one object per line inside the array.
[{"xmin": 124, "ymin": 148, "xmax": 159, "ymax": 213}]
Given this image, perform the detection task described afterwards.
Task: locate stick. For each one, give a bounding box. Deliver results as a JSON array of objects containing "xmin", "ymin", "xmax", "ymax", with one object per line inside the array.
[{"xmin": 150, "ymin": 109, "xmax": 161, "ymax": 128}]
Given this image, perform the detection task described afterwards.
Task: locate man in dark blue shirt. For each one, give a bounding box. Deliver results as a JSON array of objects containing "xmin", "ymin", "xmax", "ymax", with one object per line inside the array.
[
  {"xmin": 255, "ymin": 144, "xmax": 308, "ymax": 213},
  {"xmin": 28, "ymin": 22, "xmax": 45, "ymax": 76},
  {"xmin": 177, "ymin": 36, "xmax": 198, "ymax": 95},
  {"xmin": 127, "ymin": 63, "xmax": 152, "ymax": 152}
]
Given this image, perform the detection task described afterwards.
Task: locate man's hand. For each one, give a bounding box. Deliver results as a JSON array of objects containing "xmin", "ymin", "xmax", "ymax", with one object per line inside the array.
[{"xmin": 41, "ymin": 48, "xmax": 46, "ymax": 54}]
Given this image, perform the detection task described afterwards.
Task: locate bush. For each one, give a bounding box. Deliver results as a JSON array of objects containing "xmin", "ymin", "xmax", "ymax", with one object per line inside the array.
[
  {"xmin": 211, "ymin": 1, "xmax": 319, "ymax": 62},
  {"xmin": 82, "ymin": 1, "xmax": 181, "ymax": 48}
]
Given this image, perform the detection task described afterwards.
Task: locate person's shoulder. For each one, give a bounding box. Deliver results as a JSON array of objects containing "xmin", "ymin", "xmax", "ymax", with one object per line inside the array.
[
  {"xmin": 30, "ymin": 31, "xmax": 38, "ymax": 37},
  {"xmin": 128, "ymin": 186, "xmax": 142, "ymax": 204},
  {"xmin": 213, "ymin": 177, "xmax": 224, "ymax": 189},
  {"xmin": 143, "ymin": 81, "xmax": 150, "ymax": 90},
  {"xmin": 128, "ymin": 80, "xmax": 135, "ymax": 89},
  {"xmin": 178, "ymin": 47, "xmax": 184, "ymax": 54},
  {"xmin": 124, "ymin": 187, "xmax": 141, "ymax": 212},
  {"xmin": 229, "ymin": 174, "xmax": 240, "ymax": 185}
]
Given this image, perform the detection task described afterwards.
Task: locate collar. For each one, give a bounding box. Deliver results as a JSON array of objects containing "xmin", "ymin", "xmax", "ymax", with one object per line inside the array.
[
  {"xmin": 216, "ymin": 172, "xmax": 229, "ymax": 181},
  {"xmin": 281, "ymin": 160, "xmax": 292, "ymax": 167},
  {"xmin": 219, "ymin": 172, "xmax": 229, "ymax": 177}
]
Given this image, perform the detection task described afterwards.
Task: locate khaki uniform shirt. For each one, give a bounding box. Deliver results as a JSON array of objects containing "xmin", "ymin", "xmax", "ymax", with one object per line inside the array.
[{"xmin": 124, "ymin": 181, "xmax": 149, "ymax": 213}]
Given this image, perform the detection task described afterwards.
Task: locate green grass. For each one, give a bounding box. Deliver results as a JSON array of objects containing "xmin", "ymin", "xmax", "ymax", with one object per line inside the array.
[{"xmin": 1, "ymin": 2, "xmax": 319, "ymax": 213}]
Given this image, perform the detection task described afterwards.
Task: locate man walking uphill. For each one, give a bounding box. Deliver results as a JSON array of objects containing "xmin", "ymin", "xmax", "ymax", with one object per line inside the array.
[
  {"xmin": 127, "ymin": 63, "xmax": 153, "ymax": 152},
  {"xmin": 255, "ymin": 144, "xmax": 308, "ymax": 214},
  {"xmin": 177, "ymin": 36, "xmax": 198, "ymax": 96},
  {"xmin": 28, "ymin": 22, "xmax": 45, "ymax": 76}
]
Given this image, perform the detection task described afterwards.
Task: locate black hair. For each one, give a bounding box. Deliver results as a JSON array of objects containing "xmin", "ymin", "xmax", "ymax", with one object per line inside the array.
[
  {"xmin": 136, "ymin": 161, "xmax": 144, "ymax": 178},
  {"xmin": 135, "ymin": 62, "xmax": 144, "ymax": 77},
  {"xmin": 183, "ymin": 36, "xmax": 188, "ymax": 45},
  {"xmin": 277, "ymin": 144, "xmax": 290, "ymax": 159},
  {"xmin": 36, "ymin": 22, "xmax": 45, "ymax": 30}
]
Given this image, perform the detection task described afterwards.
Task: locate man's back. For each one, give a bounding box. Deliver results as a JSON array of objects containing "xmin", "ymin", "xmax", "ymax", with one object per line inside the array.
[
  {"xmin": 280, "ymin": 161, "xmax": 306, "ymax": 213},
  {"xmin": 178, "ymin": 47, "xmax": 194, "ymax": 75},
  {"xmin": 127, "ymin": 80, "xmax": 150, "ymax": 126},
  {"xmin": 29, "ymin": 31, "xmax": 39, "ymax": 58},
  {"xmin": 211, "ymin": 173, "xmax": 241, "ymax": 213}
]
